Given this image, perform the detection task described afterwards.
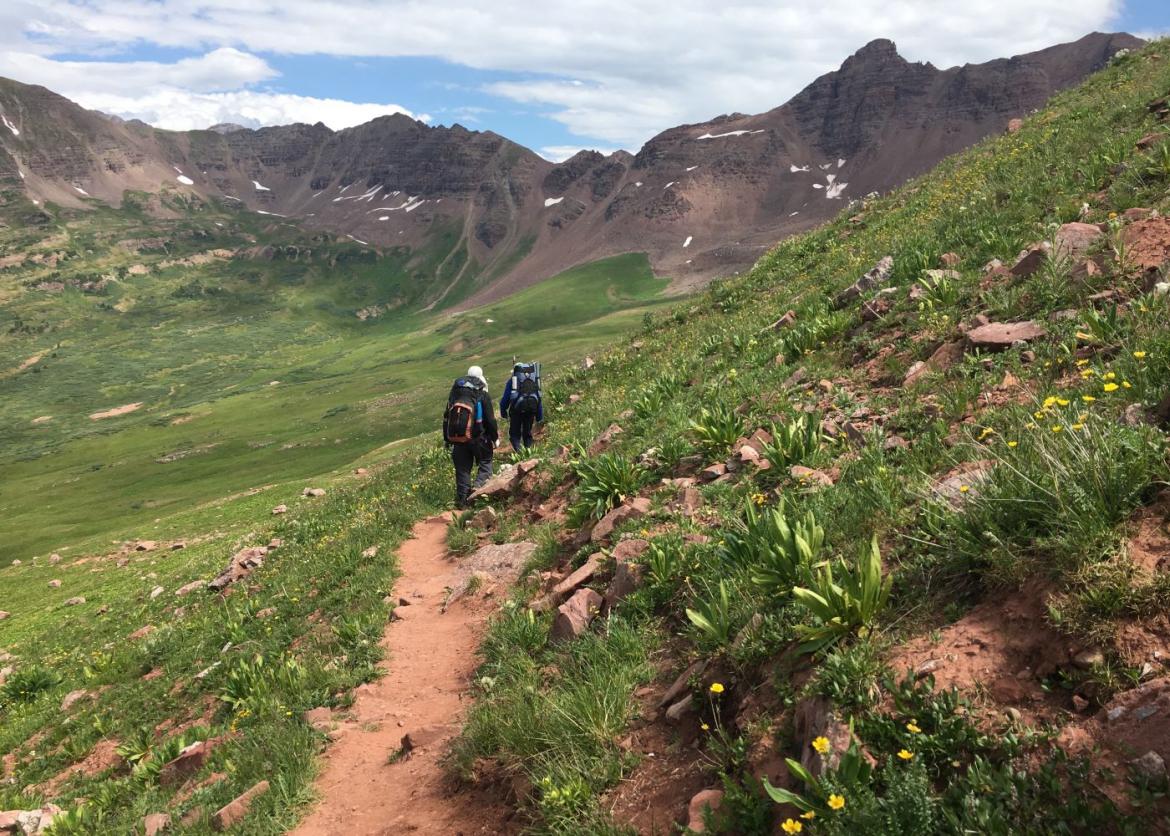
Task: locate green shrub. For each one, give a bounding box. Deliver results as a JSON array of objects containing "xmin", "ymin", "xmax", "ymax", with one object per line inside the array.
[
  {"xmin": 569, "ymin": 452, "xmax": 647, "ymax": 523},
  {"xmin": 793, "ymin": 536, "xmax": 891, "ymax": 654},
  {"xmin": 689, "ymin": 403, "xmax": 744, "ymax": 458}
]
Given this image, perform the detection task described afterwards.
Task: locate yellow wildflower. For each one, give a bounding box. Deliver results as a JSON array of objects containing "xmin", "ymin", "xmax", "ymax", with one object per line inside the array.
[
  {"xmin": 828, "ymin": 794, "xmax": 846, "ymax": 810},
  {"xmin": 709, "ymin": 682, "xmax": 725, "ymax": 695},
  {"xmin": 898, "ymin": 749, "xmax": 915, "ymax": 761},
  {"xmin": 1055, "ymin": 398, "xmax": 1070, "ymax": 407},
  {"xmin": 782, "ymin": 819, "xmax": 804, "ymax": 834},
  {"xmin": 1081, "ymin": 395, "xmax": 1095, "ymax": 402},
  {"xmin": 811, "ymin": 736, "xmax": 831, "ymax": 755},
  {"xmin": 1033, "ymin": 410, "xmax": 1046, "ymax": 420},
  {"xmin": 1051, "ymin": 425, "xmax": 1063, "ymax": 433},
  {"xmin": 801, "ymin": 810, "xmax": 816, "ymax": 820},
  {"xmin": 1071, "ymin": 423, "xmax": 1085, "ymax": 431},
  {"xmin": 1007, "ymin": 441, "xmax": 1018, "ymax": 448},
  {"xmin": 1122, "ymin": 381, "xmax": 1132, "ymax": 389},
  {"xmin": 906, "ymin": 721, "xmax": 922, "ymax": 733},
  {"xmin": 1103, "ymin": 382, "xmax": 1119, "ymax": 392},
  {"xmin": 1076, "ymin": 359, "xmax": 1089, "ymax": 366},
  {"xmin": 1043, "ymin": 396, "xmax": 1058, "ymax": 408},
  {"xmin": 1133, "ymin": 351, "xmax": 1147, "ymax": 359},
  {"xmin": 701, "ymin": 723, "xmax": 710, "ymax": 731},
  {"xmin": 1104, "ymin": 371, "xmax": 1116, "ymax": 380}
]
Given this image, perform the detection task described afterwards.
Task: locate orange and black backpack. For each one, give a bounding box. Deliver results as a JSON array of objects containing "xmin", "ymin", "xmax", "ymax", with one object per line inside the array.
[{"xmin": 443, "ymin": 377, "xmax": 483, "ymax": 444}]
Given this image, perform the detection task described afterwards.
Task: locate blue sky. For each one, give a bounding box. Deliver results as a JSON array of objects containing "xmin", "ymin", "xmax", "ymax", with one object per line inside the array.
[{"xmin": 0, "ymin": 1, "xmax": 1166, "ymax": 160}]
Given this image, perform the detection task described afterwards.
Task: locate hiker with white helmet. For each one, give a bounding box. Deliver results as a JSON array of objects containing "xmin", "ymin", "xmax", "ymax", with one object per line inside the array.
[{"xmin": 442, "ymin": 365, "xmax": 499, "ymax": 508}]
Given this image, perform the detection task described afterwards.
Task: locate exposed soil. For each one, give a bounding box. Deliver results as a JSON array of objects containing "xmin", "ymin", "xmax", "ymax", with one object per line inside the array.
[
  {"xmin": 88, "ymin": 402, "xmax": 143, "ymax": 420},
  {"xmin": 291, "ymin": 515, "xmax": 520, "ymax": 836}
]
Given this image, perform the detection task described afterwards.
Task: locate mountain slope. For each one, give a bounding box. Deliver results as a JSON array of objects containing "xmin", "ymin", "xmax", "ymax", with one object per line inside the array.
[{"xmin": 0, "ymin": 32, "xmax": 1141, "ymax": 306}]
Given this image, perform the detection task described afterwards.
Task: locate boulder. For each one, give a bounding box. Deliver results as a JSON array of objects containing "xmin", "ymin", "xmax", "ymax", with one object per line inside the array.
[
  {"xmin": 361, "ymin": 545, "xmax": 379, "ymax": 558},
  {"xmin": 611, "ymin": 539, "xmax": 650, "ymax": 561},
  {"xmin": 590, "ymin": 497, "xmax": 651, "ymax": 544},
  {"xmin": 1136, "ymin": 132, "xmax": 1167, "ymax": 151},
  {"xmin": 763, "ymin": 310, "xmax": 796, "ymax": 331},
  {"xmin": 0, "ymin": 612, "xmax": 8, "ymax": 621},
  {"xmin": 302, "ymin": 487, "xmax": 326, "ymax": 497},
  {"xmin": 686, "ymin": 789, "xmax": 725, "ymax": 833},
  {"xmin": 161, "ymin": 739, "xmax": 219, "ymax": 787},
  {"xmin": 1006, "ymin": 117, "xmax": 1023, "ymax": 133},
  {"xmin": 1053, "ymin": 222, "xmax": 1104, "ymax": 262},
  {"xmin": 175, "ymin": 581, "xmax": 203, "ymax": 597},
  {"xmin": 1131, "ymin": 751, "xmax": 1167, "ymax": 780},
  {"xmin": 532, "ymin": 554, "xmax": 604, "ymax": 612},
  {"xmin": 170, "ymin": 542, "xmax": 186, "ymax": 551},
  {"xmin": 47, "ymin": 580, "xmax": 61, "ymax": 589},
  {"xmin": 698, "ymin": 462, "xmax": 728, "ymax": 483},
  {"xmin": 469, "ymin": 507, "xmax": 498, "ymax": 531},
  {"xmin": 150, "ymin": 586, "xmax": 165, "ymax": 599},
  {"xmin": 271, "ymin": 504, "xmax": 288, "ymax": 515},
  {"xmin": 790, "ymin": 466, "xmax": 833, "ymax": 488},
  {"xmin": 665, "ymin": 694, "xmax": 696, "ymax": 724},
  {"xmin": 212, "ymin": 780, "xmax": 269, "ymax": 831},
  {"xmin": 939, "ymin": 252, "xmax": 961, "ymax": 267},
  {"xmin": 587, "ymin": 423, "xmax": 624, "ymax": 456},
  {"xmin": 129, "ymin": 625, "xmax": 156, "ymax": 640},
  {"xmin": 207, "ymin": 546, "xmax": 268, "ymax": 592},
  {"xmin": 135, "ymin": 541, "xmax": 158, "ymax": 552},
  {"xmin": 64, "ymin": 597, "xmax": 85, "ymax": 607},
  {"xmin": 468, "ymin": 465, "xmax": 520, "ymax": 501},
  {"xmin": 833, "ymin": 255, "xmax": 894, "ymax": 308},
  {"xmin": 581, "ymin": 356, "xmax": 595, "ymax": 371},
  {"xmin": 967, "ymin": 320, "xmax": 1046, "ymax": 350},
  {"xmin": 48, "ymin": 554, "xmax": 61, "ymax": 565},
  {"xmin": 794, "ymin": 696, "xmax": 855, "ymax": 776},
  {"xmin": 903, "ymin": 339, "xmax": 967, "ymax": 385},
  {"xmin": 659, "ymin": 660, "xmax": 709, "ymax": 708},
  {"xmin": 604, "ymin": 557, "xmax": 646, "ymax": 610},
  {"xmin": 551, "ymin": 588, "xmax": 603, "ymax": 642},
  {"xmin": 143, "ymin": 813, "xmax": 171, "ymax": 836},
  {"xmin": 677, "ymin": 486, "xmax": 703, "ymax": 515},
  {"xmin": 1010, "ymin": 242, "xmax": 1050, "ymax": 277}
]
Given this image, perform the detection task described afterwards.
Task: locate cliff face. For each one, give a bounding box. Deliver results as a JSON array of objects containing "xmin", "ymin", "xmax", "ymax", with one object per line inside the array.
[{"xmin": 0, "ymin": 32, "xmax": 1143, "ymax": 304}]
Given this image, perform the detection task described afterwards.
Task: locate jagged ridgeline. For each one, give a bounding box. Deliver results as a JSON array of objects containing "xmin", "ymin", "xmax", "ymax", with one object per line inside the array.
[{"xmin": 1, "ymin": 38, "xmax": 1169, "ymax": 836}]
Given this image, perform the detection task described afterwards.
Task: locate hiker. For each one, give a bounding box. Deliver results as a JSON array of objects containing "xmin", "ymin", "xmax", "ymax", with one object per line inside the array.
[
  {"xmin": 499, "ymin": 361, "xmax": 543, "ymax": 452},
  {"xmin": 442, "ymin": 365, "xmax": 499, "ymax": 508}
]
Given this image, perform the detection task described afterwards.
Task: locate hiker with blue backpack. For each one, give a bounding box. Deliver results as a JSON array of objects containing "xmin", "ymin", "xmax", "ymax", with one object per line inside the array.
[
  {"xmin": 443, "ymin": 365, "xmax": 499, "ymax": 508},
  {"xmin": 499, "ymin": 361, "xmax": 543, "ymax": 453}
]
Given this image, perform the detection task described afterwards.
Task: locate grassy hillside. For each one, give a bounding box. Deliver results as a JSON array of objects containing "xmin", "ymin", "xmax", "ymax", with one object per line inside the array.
[
  {"xmin": 0, "ymin": 189, "xmax": 669, "ymax": 558},
  {"xmin": 446, "ymin": 42, "xmax": 1170, "ymax": 833}
]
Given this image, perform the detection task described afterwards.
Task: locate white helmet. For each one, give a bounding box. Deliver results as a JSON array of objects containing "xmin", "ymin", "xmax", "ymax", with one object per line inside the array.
[{"xmin": 467, "ymin": 365, "xmax": 486, "ymax": 388}]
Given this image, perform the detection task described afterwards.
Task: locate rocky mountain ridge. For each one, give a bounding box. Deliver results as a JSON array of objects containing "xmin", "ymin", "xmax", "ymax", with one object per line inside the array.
[{"xmin": 0, "ymin": 32, "xmax": 1142, "ymax": 307}]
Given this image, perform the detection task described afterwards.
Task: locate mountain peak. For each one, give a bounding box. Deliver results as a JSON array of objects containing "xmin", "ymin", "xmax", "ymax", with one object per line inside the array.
[{"xmin": 852, "ymin": 38, "xmax": 900, "ymax": 62}]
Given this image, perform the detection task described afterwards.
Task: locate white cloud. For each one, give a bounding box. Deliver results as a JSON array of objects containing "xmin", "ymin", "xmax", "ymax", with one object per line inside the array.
[
  {"xmin": 539, "ymin": 144, "xmax": 624, "ymax": 162},
  {"xmin": 0, "ymin": 0, "xmax": 1129, "ymax": 145},
  {"xmin": 73, "ymin": 89, "xmax": 420, "ymax": 131}
]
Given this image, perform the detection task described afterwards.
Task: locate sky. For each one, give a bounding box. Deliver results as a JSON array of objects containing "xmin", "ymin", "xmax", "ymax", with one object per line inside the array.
[{"xmin": 0, "ymin": 1, "xmax": 1166, "ymax": 161}]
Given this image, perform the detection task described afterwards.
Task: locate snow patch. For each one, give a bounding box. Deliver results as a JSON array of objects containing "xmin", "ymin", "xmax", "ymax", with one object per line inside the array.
[
  {"xmin": 222, "ymin": 195, "xmax": 241, "ymax": 201},
  {"xmin": 544, "ymin": 196, "xmax": 564, "ymax": 207},
  {"xmin": 790, "ymin": 164, "xmax": 810, "ymax": 173},
  {"xmin": 837, "ymin": 158, "xmax": 846, "ymax": 168},
  {"xmin": 683, "ymin": 235, "xmax": 693, "ymax": 248},
  {"xmin": 826, "ymin": 174, "xmax": 836, "ymax": 185},
  {"xmin": 176, "ymin": 175, "xmax": 194, "ymax": 185},
  {"xmin": 74, "ymin": 185, "xmax": 89, "ymax": 196},
  {"xmin": 2, "ymin": 114, "xmax": 19, "ymax": 136},
  {"xmin": 825, "ymin": 181, "xmax": 848, "ymax": 199},
  {"xmin": 339, "ymin": 184, "xmax": 352, "ymax": 193},
  {"xmin": 17, "ymin": 169, "xmax": 24, "ymax": 180},
  {"xmin": 403, "ymin": 199, "xmax": 424, "ymax": 212},
  {"xmin": 378, "ymin": 215, "xmax": 390, "ymax": 221},
  {"xmin": 485, "ymin": 318, "xmax": 495, "ymax": 324},
  {"xmin": 685, "ymin": 259, "xmax": 692, "ymax": 264},
  {"xmin": 664, "ymin": 181, "xmax": 676, "ymax": 189},
  {"xmin": 252, "ymin": 180, "xmax": 271, "ymax": 191},
  {"xmin": 634, "ymin": 181, "xmax": 643, "ymax": 187},
  {"xmin": 214, "ymin": 221, "xmax": 224, "ymax": 226},
  {"xmin": 695, "ymin": 129, "xmax": 764, "ymax": 140},
  {"xmin": 819, "ymin": 163, "xmax": 833, "ymax": 170},
  {"xmin": 173, "ymin": 165, "xmax": 183, "ymax": 173},
  {"xmin": 255, "ymin": 210, "xmax": 285, "ymax": 216},
  {"xmin": 790, "ymin": 211, "xmax": 800, "ymax": 216},
  {"xmin": 685, "ymin": 165, "xmax": 699, "ymax": 172},
  {"xmin": 812, "ymin": 183, "xmax": 824, "ymax": 189},
  {"xmin": 347, "ymin": 235, "xmax": 369, "ymax": 245}
]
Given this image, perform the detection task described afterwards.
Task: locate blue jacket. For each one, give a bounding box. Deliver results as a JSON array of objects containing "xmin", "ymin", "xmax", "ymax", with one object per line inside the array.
[{"xmin": 500, "ymin": 377, "xmax": 543, "ymax": 421}]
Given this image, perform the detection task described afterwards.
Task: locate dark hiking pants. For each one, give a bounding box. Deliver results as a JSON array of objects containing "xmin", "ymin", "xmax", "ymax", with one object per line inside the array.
[
  {"xmin": 452, "ymin": 440, "xmax": 493, "ymax": 508},
  {"xmin": 509, "ymin": 410, "xmax": 536, "ymax": 452}
]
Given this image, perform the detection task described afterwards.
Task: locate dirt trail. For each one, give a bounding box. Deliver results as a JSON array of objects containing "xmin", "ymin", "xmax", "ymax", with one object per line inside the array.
[{"xmin": 292, "ymin": 514, "xmax": 517, "ymax": 835}]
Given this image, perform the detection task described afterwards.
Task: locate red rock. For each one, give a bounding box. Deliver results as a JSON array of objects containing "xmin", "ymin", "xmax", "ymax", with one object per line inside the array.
[
  {"xmin": 144, "ymin": 812, "xmax": 171, "ymax": 836},
  {"xmin": 764, "ymin": 310, "xmax": 796, "ymax": 331},
  {"xmin": 967, "ymin": 320, "xmax": 1046, "ymax": 349},
  {"xmin": 468, "ymin": 465, "xmax": 521, "ymax": 501},
  {"xmin": 1053, "ymin": 222, "xmax": 1104, "ymax": 262},
  {"xmin": 1136, "ymin": 132, "xmax": 1167, "ymax": 150},
  {"xmin": 129, "ymin": 624, "xmax": 156, "ymax": 640},
  {"xmin": 64, "ymin": 596, "xmax": 85, "ymax": 606},
  {"xmin": 604, "ymin": 559, "xmax": 645, "ymax": 610},
  {"xmin": 302, "ymin": 707, "xmax": 333, "ymax": 733},
  {"xmin": 0, "ymin": 811, "xmax": 20, "ymax": 831},
  {"xmin": 587, "ymin": 423, "xmax": 624, "ymax": 456},
  {"xmin": 1121, "ymin": 218, "xmax": 1170, "ymax": 273},
  {"xmin": 271, "ymin": 504, "xmax": 288, "ymax": 515},
  {"xmin": 904, "ymin": 340, "xmax": 965, "ymax": 385},
  {"xmin": 212, "ymin": 780, "xmax": 269, "ymax": 831},
  {"xmin": 175, "ymin": 580, "xmax": 203, "ymax": 597},
  {"xmin": 677, "ymin": 486, "xmax": 703, "ymax": 515},
  {"xmin": 1006, "ymin": 117, "xmax": 1023, "ymax": 133},
  {"xmin": 551, "ymin": 588, "xmax": 603, "ymax": 641},
  {"xmin": 791, "ymin": 465, "xmax": 833, "ymax": 488},
  {"xmin": 686, "ymin": 789, "xmax": 725, "ymax": 833},
  {"xmin": 207, "ymin": 546, "xmax": 268, "ymax": 591},
  {"xmin": 611, "ymin": 539, "xmax": 649, "ymax": 561},
  {"xmin": 47, "ymin": 579, "xmax": 61, "ymax": 588},
  {"xmin": 1122, "ymin": 207, "xmax": 1153, "ymax": 222},
  {"xmin": 1009, "ymin": 243, "xmax": 1050, "ymax": 277},
  {"xmin": 939, "ymin": 252, "xmax": 961, "ymax": 267},
  {"xmin": 659, "ymin": 659, "xmax": 708, "ymax": 708},
  {"xmin": 135, "ymin": 541, "xmax": 157, "ymax": 552},
  {"xmin": 60, "ymin": 690, "xmax": 90, "ymax": 711},
  {"xmin": 161, "ymin": 739, "xmax": 219, "ymax": 787},
  {"xmin": 590, "ymin": 498, "xmax": 651, "ymax": 544},
  {"xmin": 0, "ymin": 612, "xmax": 9, "ymax": 621},
  {"xmin": 255, "ymin": 607, "xmax": 276, "ymax": 620},
  {"xmin": 699, "ymin": 462, "xmax": 727, "ymax": 483}
]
